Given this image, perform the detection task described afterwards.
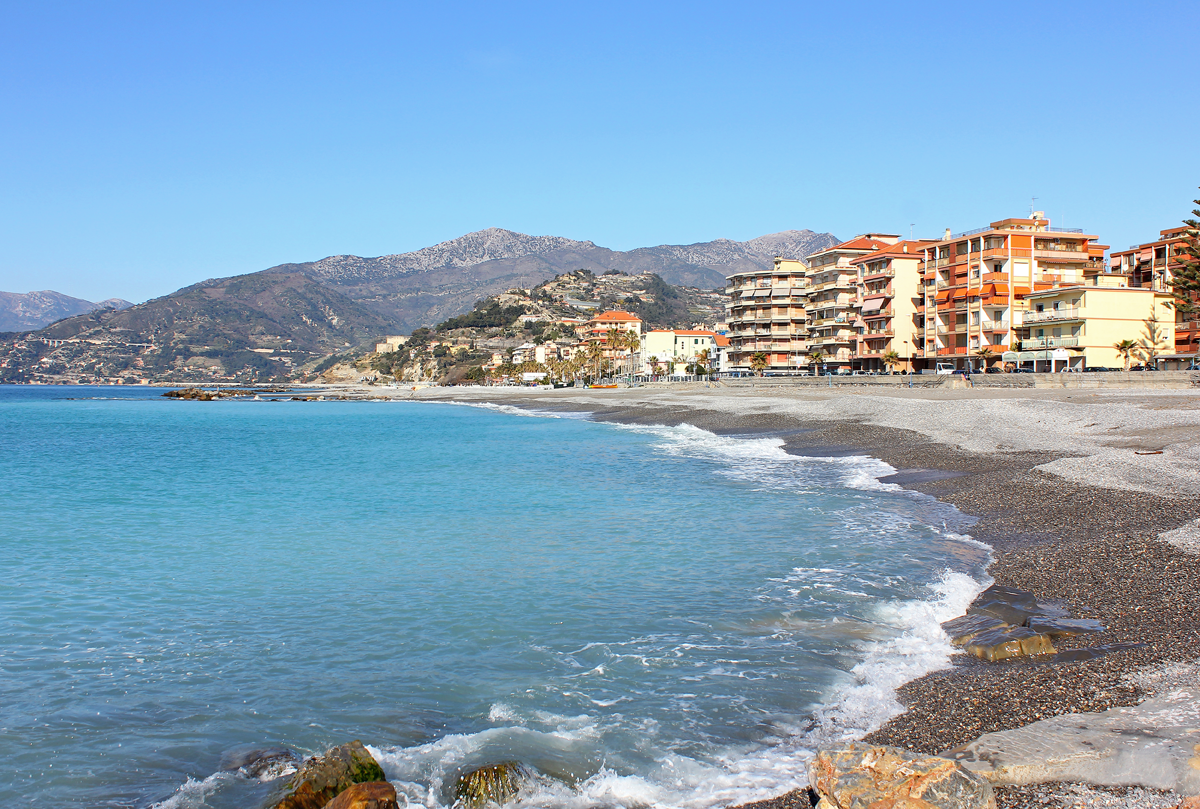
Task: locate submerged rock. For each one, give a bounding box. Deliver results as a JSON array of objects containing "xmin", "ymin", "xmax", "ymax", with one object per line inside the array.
[
  {"xmin": 322, "ymin": 781, "xmax": 398, "ymax": 809},
  {"xmin": 269, "ymin": 740, "xmax": 386, "ymax": 809},
  {"xmin": 453, "ymin": 762, "xmax": 529, "ymax": 808},
  {"xmin": 807, "ymin": 742, "xmax": 995, "ymax": 809},
  {"xmin": 162, "ymin": 387, "xmax": 219, "ymax": 401},
  {"xmin": 1025, "ymin": 616, "xmax": 1106, "ymax": 638},
  {"xmin": 964, "ymin": 626, "xmax": 1056, "ymax": 662},
  {"xmin": 220, "ymin": 745, "xmax": 300, "ymax": 779}
]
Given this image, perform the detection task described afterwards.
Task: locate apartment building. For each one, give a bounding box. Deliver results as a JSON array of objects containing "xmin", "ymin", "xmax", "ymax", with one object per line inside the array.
[
  {"xmin": 1109, "ymin": 227, "xmax": 1198, "ymax": 359},
  {"xmin": 724, "ymin": 258, "xmax": 810, "ymax": 372},
  {"xmin": 1016, "ymin": 282, "xmax": 1175, "ymax": 370},
  {"xmin": 915, "ymin": 215, "xmax": 1108, "ymax": 370},
  {"xmin": 805, "ymin": 235, "xmax": 899, "ymax": 372},
  {"xmin": 641, "ymin": 329, "xmax": 720, "ymax": 374},
  {"xmin": 849, "ymin": 240, "xmax": 936, "ymax": 372}
]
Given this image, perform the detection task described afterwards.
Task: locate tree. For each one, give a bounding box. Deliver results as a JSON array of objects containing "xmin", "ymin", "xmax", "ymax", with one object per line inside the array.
[
  {"xmin": 809, "ymin": 349, "xmax": 826, "ymax": 374},
  {"xmin": 696, "ymin": 347, "xmax": 711, "ymax": 376},
  {"xmin": 1139, "ymin": 312, "xmax": 1169, "ymax": 367},
  {"xmin": 881, "ymin": 349, "xmax": 900, "ymax": 375},
  {"xmin": 749, "ymin": 352, "xmax": 768, "ymax": 376},
  {"xmin": 973, "ymin": 346, "xmax": 995, "ymax": 370},
  {"xmin": 1113, "ymin": 339, "xmax": 1137, "ymax": 371},
  {"xmin": 1171, "ymin": 189, "xmax": 1200, "ymax": 320}
]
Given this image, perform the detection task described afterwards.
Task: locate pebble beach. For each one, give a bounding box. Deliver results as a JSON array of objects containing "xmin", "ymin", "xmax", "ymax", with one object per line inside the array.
[{"xmin": 391, "ymin": 382, "xmax": 1200, "ymax": 808}]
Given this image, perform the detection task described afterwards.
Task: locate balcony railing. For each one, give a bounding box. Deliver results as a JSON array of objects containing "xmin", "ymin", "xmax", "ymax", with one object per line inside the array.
[
  {"xmin": 1021, "ymin": 337, "xmax": 1080, "ymax": 349},
  {"xmin": 1024, "ymin": 308, "xmax": 1081, "ymax": 323}
]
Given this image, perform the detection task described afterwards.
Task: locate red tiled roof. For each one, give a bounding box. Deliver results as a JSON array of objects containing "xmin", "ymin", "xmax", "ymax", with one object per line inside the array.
[
  {"xmin": 850, "ymin": 240, "xmax": 939, "ymax": 264},
  {"xmin": 591, "ymin": 310, "xmax": 641, "ymax": 322}
]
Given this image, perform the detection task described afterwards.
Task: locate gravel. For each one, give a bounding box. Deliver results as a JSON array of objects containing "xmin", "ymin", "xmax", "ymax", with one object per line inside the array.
[{"xmin": 406, "ymin": 385, "xmax": 1200, "ymax": 809}]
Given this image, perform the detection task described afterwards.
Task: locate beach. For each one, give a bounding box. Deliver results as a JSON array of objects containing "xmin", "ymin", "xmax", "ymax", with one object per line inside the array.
[{"xmin": 388, "ymin": 382, "xmax": 1200, "ymax": 807}]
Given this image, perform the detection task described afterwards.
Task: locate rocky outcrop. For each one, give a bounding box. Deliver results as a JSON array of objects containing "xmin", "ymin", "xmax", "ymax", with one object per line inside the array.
[
  {"xmin": 452, "ymin": 762, "xmax": 529, "ymax": 808},
  {"xmin": 807, "ymin": 743, "xmax": 995, "ymax": 809},
  {"xmin": 947, "ymin": 683, "xmax": 1200, "ymax": 796},
  {"xmin": 941, "ymin": 585, "xmax": 1104, "ymax": 662},
  {"xmin": 269, "ymin": 740, "xmax": 386, "ymax": 809},
  {"xmin": 321, "ymin": 781, "xmax": 398, "ymax": 809}
]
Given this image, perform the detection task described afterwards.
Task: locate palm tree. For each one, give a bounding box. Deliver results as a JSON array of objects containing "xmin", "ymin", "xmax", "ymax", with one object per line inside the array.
[
  {"xmin": 1113, "ymin": 339, "xmax": 1137, "ymax": 371},
  {"xmin": 697, "ymin": 347, "xmax": 711, "ymax": 375},
  {"xmin": 749, "ymin": 352, "xmax": 768, "ymax": 376},
  {"xmin": 881, "ymin": 349, "xmax": 901, "ymax": 375},
  {"xmin": 809, "ymin": 349, "xmax": 826, "ymax": 375},
  {"xmin": 585, "ymin": 340, "xmax": 604, "ymax": 380},
  {"xmin": 973, "ymin": 346, "xmax": 994, "ymax": 371},
  {"xmin": 620, "ymin": 329, "xmax": 641, "ymax": 380}
]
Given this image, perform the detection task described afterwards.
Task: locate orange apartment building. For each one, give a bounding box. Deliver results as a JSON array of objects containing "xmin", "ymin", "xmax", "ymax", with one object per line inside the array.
[
  {"xmin": 915, "ymin": 215, "xmax": 1109, "ymax": 371},
  {"xmin": 724, "ymin": 258, "xmax": 811, "ymax": 372},
  {"xmin": 850, "ymin": 239, "xmax": 937, "ymax": 372},
  {"xmin": 1109, "ymin": 227, "xmax": 1199, "ymax": 360}
]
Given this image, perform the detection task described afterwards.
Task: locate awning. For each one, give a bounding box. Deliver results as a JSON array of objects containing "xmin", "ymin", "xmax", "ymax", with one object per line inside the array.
[
  {"xmin": 770, "ymin": 287, "xmax": 792, "ymax": 296},
  {"xmin": 985, "ymin": 283, "xmax": 1010, "ymax": 297},
  {"xmin": 753, "ymin": 289, "xmax": 771, "ymax": 297},
  {"xmin": 1001, "ymin": 351, "xmax": 1019, "ymax": 362},
  {"xmin": 740, "ymin": 290, "xmax": 755, "ymax": 299},
  {"xmin": 935, "ymin": 289, "xmax": 952, "ymax": 302},
  {"xmin": 860, "ymin": 297, "xmax": 885, "ymax": 313}
]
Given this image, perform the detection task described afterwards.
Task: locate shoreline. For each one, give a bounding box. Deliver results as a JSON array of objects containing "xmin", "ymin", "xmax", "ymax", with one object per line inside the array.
[{"xmin": 396, "ymin": 385, "xmax": 1200, "ymax": 807}]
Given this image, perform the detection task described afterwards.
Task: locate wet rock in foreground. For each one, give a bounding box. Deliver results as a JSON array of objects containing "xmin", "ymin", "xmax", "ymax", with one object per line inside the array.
[
  {"xmin": 269, "ymin": 740, "xmax": 386, "ymax": 809},
  {"xmin": 322, "ymin": 781, "xmax": 398, "ymax": 809},
  {"xmin": 220, "ymin": 744, "xmax": 300, "ymax": 779},
  {"xmin": 453, "ymin": 762, "xmax": 530, "ymax": 808},
  {"xmin": 807, "ymin": 742, "xmax": 994, "ymax": 809},
  {"xmin": 941, "ymin": 584, "xmax": 1107, "ymax": 663}
]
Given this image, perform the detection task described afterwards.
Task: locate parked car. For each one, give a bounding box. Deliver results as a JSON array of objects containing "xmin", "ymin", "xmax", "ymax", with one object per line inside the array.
[
  {"xmin": 984, "ymin": 366, "xmax": 1004, "ymax": 374},
  {"xmin": 935, "ymin": 362, "xmax": 956, "ymax": 375}
]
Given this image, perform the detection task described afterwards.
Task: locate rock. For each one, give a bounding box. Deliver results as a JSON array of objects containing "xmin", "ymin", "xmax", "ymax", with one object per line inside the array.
[
  {"xmin": 963, "ymin": 626, "xmax": 1056, "ymax": 661},
  {"xmin": 322, "ymin": 781, "xmax": 398, "ymax": 809},
  {"xmin": 1025, "ymin": 616, "xmax": 1106, "ymax": 637},
  {"xmin": 270, "ymin": 740, "xmax": 386, "ymax": 809},
  {"xmin": 942, "ymin": 614, "xmax": 1008, "ymax": 646},
  {"xmin": 453, "ymin": 762, "xmax": 529, "ymax": 808},
  {"xmin": 965, "ymin": 584, "xmax": 1044, "ymax": 625},
  {"xmin": 163, "ymin": 387, "xmax": 218, "ymax": 401},
  {"xmin": 946, "ymin": 685, "xmax": 1200, "ymax": 796},
  {"xmin": 807, "ymin": 742, "xmax": 995, "ymax": 809},
  {"xmin": 220, "ymin": 745, "xmax": 300, "ymax": 779}
]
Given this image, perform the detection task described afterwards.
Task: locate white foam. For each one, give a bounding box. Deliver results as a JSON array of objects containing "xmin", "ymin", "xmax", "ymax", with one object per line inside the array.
[
  {"xmin": 807, "ymin": 568, "xmax": 990, "ymax": 745},
  {"xmin": 149, "ymin": 771, "xmax": 233, "ymax": 809}
]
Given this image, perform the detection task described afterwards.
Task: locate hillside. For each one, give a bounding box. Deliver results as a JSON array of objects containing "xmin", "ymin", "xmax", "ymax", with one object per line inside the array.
[
  {"xmin": 0, "ymin": 290, "xmax": 132, "ymax": 332},
  {"xmin": 271, "ymin": 227, "xmax": 838, "ymax": 331},
  {"xmin": 1, "ymin": 271, "xmax": 393, "ymax": 384}
]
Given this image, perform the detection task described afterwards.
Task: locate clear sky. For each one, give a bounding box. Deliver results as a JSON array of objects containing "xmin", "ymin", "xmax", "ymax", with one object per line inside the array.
[{"xmin": 2, "ymin": 0, "xmax": 1197, "ymax": 303}]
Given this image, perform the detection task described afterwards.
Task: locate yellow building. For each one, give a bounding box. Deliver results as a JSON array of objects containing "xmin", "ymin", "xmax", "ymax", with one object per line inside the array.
[
  {"xmin": 1013, "ymin": 279, "xmax": 1176, "ymax": 370},
  {"xmin": 725, "ymin": 258, "xmax": 810, "ymax": 372}
]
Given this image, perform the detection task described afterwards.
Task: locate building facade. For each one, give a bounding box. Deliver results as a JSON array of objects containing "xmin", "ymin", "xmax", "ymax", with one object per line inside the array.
[
  {"xmin": 915, "ymin": 215, "xmax": 1109, "ymax": 370},
  {"xmin": 804, "ymin": 235, "xmax": 899, "ymax": 372},
  {"xmin": 641, "ymin": 330, "xmax": 720, "ymax": 374},
  {"xmin": 850, "ymin": 240, "xmax": 935, "ymax": 372},
  {"xmin": 1109, "ymin": 227, "xmax": 1198, "ymax": 360},
  {"xmin": 724, "ymin": 258, "xmax": 811, "ymax": 372},
  {"xmin": 1017, "ymin": 283, "xmax": 1175, "ymax": 369}
]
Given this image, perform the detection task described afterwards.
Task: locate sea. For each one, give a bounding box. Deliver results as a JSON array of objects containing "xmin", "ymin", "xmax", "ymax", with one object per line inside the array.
[{"xmin": 0, "ymin": 386, "xmax": 991, "ymax": 809}]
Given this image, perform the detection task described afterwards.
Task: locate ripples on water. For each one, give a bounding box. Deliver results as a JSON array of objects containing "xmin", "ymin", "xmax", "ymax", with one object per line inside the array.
[{"xmin": 0, "ymin": 388, "xmax": 990, "ymax": 808}]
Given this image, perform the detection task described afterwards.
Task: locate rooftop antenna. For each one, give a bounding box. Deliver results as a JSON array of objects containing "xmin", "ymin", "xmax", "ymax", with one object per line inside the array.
[
  {"xmin": 1030, "ymin": 197, "xmax": 1038, "ymax": 218},
  {"xmin": 910, "ymin": 223, "xmax": 915, "ymax": 240}
]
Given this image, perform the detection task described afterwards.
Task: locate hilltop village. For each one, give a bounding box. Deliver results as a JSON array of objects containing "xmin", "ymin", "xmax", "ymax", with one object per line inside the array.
[{"xmin": 361, "ymin": 212, "xmax": 1200, "ymax": 385}]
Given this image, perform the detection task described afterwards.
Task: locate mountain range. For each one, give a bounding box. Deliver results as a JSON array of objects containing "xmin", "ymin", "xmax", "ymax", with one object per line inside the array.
[
  {"xmin": 1, "ymin": 227, "xmax": 838, "ymax": 383},
  {"xmin": 268, "ymin": 227, "xmax": 839, "ymax": 331},
  {"xmin": 0, "ymin": 290, "xmax": 132, "ymax": 332}
]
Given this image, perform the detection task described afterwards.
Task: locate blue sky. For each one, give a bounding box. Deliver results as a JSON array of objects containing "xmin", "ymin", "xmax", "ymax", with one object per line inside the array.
[{"xmin": 2, "ymin": 1, "xmax": 1197, "ymax": 303}]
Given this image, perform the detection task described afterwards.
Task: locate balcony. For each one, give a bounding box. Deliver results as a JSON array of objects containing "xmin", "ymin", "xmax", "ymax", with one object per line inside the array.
[
  {"xmin": 1021, "ymin": 337, "xmax": 1080, "ymax": 349},
  {"xmin": 1024, "ymin": 308, "xmax": 1081, "ymax": 324},
  {"xmin": 1035, "ymin": 249, "xmax": 1088, "ymax": 262},
  {"xmin": 862, "ymin": 329, "xmax": 894, "ymax": 338}
]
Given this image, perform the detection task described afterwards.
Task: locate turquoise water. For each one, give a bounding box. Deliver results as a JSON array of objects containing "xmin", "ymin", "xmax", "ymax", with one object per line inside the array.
[{"xmin": 0, "ymin": 387, "xmax": 989, "ymax": 808}]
